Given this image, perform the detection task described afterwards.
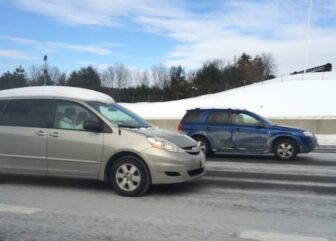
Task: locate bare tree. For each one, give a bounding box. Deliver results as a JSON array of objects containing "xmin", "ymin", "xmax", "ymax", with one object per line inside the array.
[
  {"xmin": 48, "ymin": 66, "xmax": 65, "ymax": 85},
  {"xmin": 261, "ymin": 53, "xmax": 276, "ymax": 79},
  {"xmin": 101, "ymin": 66, "xmax": 115, "ymax": 88},
  {"xmin": 28, "ymin": 65, "xmax": 44, "ymax": 85},
  {"xmin": 132, "ymin": 69, "xmax": 143, "ymax": 87},
  {"xmin": 28, "ymin": 65, "xmax": 65, "ymax": 85},
  {"xmin": 140, "ymin": 70, "xmax": 149, "ymax": 87},
  {"xmin": 113, "ymin": 63, "xmax": 130, "ymax": 89},
  {"xmin": 151, "ymin": 64, "xmax": 169, "ymax": 89}
]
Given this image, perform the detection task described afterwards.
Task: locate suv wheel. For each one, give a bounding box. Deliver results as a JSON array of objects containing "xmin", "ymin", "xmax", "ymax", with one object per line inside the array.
[
  {"xmin": 194, "ymin": 136, "xmax": 211, "ymax": 156},
  {"xmin": 109, "ymin": 156, "xmax": 151, "ymax": 196},
  {"xmin": 274, "ymin": 139, "xmax": 298, "ymax": 160}
]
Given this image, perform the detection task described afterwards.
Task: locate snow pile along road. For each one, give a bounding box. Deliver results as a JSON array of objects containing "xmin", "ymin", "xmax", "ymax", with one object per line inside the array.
[{"xmin": 121, "ymin": 72, "xmax": 336, "ymax": 120}]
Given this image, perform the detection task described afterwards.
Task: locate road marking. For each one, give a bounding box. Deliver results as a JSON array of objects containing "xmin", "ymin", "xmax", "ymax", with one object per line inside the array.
[
  {"xmin": 239, "ymin": 230, "xmax": 327, "ymax": 241},
  {"xmin": 202, "ymin": 176, "xmax": 336, "ymax": 188},
  {"xmin": 206, "ymin": 161, "xmax": 336, "ymax": 177},
  {"xmin": 0, "ymin": 204, "xmax": 41, "ymax": 215}
]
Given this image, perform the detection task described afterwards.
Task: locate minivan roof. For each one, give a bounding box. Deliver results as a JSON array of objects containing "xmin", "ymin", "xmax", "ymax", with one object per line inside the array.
[{"xmin": 0, "ymin": 86, "xmax": 115, "ymax": 103}]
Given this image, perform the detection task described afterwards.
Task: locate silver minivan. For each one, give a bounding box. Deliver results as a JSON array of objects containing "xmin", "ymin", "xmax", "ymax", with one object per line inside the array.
[{"xmin": 0, "ymin": 86, "xmax": 206, "ymax": 196}]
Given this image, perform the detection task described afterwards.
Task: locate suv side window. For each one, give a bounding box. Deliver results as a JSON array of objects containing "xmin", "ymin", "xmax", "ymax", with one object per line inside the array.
[
  {"xmin": 0, "ymin": 100, "xmax": 7, "ymax": 114},
  {"xmin": 54, "ymin": 100, "xmax": 99, "ymax": 131},
  {"xmin": 1, "ymin": 99, "xmax": 51, "ymax": 128},
  {"xmin": 182, "ymin": 111, "xmax": 202, "ymax": 123},
  {"xmin": 207, "ymin": 111, "xmax": 230, "ymax": 124},
  {"xmin": 232, "ymin": 112, "xmax": 261, "ymax": 126}
]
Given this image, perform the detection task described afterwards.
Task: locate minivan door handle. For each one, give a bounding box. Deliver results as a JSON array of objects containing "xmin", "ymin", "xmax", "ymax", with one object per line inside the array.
[
  {"xmin": 49, "ymin": 132, "xmax": 59, "ymax": 138},
  {"xmin": 35, "ymin": 130, "xmax": 46, "ymax": 136}
]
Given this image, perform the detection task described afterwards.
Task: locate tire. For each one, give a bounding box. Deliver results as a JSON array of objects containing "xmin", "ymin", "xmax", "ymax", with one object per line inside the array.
[
  {"xmin": 273, "ymin": 139, "xmax": 298, "ymax": 160},
  {"xmin": 109, "ymin": 155, "xmax": 151, "ymax": 197},
  {"xmin": 193, "ymin": 136, "xmax": 211, "ymax": 157}
]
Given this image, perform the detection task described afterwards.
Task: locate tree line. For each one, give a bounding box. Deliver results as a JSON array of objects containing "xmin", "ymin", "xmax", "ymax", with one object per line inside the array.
[{"xmin": 0, "ymin": 53, "xmax": 276, "ymax": 102}]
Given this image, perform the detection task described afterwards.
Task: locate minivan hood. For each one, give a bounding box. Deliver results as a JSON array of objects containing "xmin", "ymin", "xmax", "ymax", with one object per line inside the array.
[{"xmin": 126, "ymin": 127, "xmax": 197, "ymax": 148}]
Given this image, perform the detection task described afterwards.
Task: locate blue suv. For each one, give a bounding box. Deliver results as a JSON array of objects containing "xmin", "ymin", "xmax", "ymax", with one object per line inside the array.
[{"xmin": 178, "ymin": 108, "xmax": 318, "ymax": 160}]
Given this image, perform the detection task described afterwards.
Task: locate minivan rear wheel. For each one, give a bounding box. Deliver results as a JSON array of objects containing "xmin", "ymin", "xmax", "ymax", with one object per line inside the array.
[
  {"xmin": 274, "ymin": 139, "xmax": 298, "ymax": 160},
  {"xmin": 193, "ymin": 136, "xmax": 211, "ymax": 156},
  {"xmin": 109, "ymin": 155, "xmax": 151, "ymax": 196}
]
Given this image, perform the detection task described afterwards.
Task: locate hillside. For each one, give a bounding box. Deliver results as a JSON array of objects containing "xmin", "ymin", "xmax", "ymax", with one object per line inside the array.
[{"xmin": 121, "ymin": 72, "xmax": 336, "ymax": 120}]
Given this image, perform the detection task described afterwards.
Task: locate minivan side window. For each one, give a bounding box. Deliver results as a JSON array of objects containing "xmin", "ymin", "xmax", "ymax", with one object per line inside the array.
[
  {"xmin": 1, "ymin": 99, "xmax": 50, "ymax": 128},
  {"xmin": 54, "ymin": 100, "xmax": 99, "ymax": 131},
  {"xmin": 207, "ymin": 111, "xmax": 230, "ymax": 124},
  {"xmin": 232, "ymin": 112, "xmax": 261, "ymax": 126}
]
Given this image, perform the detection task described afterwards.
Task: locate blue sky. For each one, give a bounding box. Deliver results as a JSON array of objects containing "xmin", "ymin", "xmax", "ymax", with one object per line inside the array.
[{"xmin": 0, "ymin": 0, "xmax": 335, "ymax": 75}]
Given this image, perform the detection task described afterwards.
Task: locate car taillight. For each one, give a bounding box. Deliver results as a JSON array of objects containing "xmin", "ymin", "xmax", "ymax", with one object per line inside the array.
[{"xmin": 178, "ymin": 122, "xmax": 183, "ymax": 132}]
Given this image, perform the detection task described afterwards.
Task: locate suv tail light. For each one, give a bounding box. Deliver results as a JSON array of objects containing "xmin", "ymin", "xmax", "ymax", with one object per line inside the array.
[{"xmin": 178, "ymin": 122, "xmax": 183, "ymax": 132}]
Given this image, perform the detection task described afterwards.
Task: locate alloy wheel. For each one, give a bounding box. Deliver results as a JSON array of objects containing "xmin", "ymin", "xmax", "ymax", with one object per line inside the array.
[
  {"xmin": 115, "ymin": 163, "xmax": 141, "ymax": 192},
  {"xmin": 277, "ymin": 143, "xmax": 294, "ymax": 159}
]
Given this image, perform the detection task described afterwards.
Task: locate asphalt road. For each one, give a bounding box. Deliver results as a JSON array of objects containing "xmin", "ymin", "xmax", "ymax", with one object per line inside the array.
[{"xmin": 0, "ymin": 152, "xmax": 335, "ymax": 241}]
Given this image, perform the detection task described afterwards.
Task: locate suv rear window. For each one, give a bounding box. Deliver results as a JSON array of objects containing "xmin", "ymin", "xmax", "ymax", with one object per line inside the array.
[
  {"xmin": 182, "ymin": 111, "xmax": 202, "ymax": 123},
  {"xmin": 207, "ymin": 111, "xmax": 230, "ymax": 124}
]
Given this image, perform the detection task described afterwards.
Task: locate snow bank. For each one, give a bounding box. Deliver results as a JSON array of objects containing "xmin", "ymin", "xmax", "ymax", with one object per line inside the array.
[{"xmin": 121, "ymin": 72, "xmax": 336, "ymax": 119}]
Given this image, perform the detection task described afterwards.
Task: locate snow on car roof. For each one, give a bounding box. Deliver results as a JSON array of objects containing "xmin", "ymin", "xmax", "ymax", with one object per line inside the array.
[{"xmin": 0, "ymin": 86, "xmax": 115, "ymax": 103}]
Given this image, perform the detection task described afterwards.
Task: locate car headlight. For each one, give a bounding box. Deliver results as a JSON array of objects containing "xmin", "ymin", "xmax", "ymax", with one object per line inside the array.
[
  {"xmin": 147, "ymin": 137, "xmax": 180, "ymax": 152},
  {"xmin": 303, "ymin": 131, "xmax": 314, "ymax": 137}
]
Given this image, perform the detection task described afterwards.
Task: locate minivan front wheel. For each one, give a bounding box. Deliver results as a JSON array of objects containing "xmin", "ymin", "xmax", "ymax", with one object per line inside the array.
[
  {"xmin": 274, "ymin": 139, "xmax": 298, "ymax": 160},
  {"xmin": 109, "ymin": 155, "xmax": 151, "ymax": 196}
]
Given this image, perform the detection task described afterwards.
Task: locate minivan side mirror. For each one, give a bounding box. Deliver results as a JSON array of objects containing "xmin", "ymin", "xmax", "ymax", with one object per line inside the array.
[{"xmin": 84, "ymin": 120, "xmax": 102, "ymax": 132}]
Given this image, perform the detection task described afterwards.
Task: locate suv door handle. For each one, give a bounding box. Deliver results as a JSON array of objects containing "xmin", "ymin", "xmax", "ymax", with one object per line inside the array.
[
  {"xmin": 35, "ymin": 130, "xmax": 46, "ymax": 136},
  {"xmin": 49, "ymin": 132, "xmax": 59, "ymax": 137}
]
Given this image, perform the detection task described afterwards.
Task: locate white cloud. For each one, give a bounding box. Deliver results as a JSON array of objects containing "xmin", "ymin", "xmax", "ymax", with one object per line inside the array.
[
  {"xmin": 0, "ymin": 36, "xmax": 113, "ymax": 55},
  {"xmin": 10, "ymin": 0, "xmax": 336, "ymax": 74},
  {"xmin": 0, "ymin": 49, "xmax": 36, "ymax": 60},
  {"xmin": 12, "ymin": 0, "xmax": 186, "ymax": 26}
]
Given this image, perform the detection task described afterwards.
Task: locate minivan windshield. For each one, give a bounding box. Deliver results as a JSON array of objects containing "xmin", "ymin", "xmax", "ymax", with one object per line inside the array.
[{"xmin": 88, "ymin": 102, "xmax": 151, "ymax": 128}]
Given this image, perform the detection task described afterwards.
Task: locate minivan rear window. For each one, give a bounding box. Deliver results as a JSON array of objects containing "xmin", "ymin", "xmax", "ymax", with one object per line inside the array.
[
  {"xmin": 182, "ymin": 111, "xmax": 202, "ymax": 123},
  {"xmin": 1, "ymin": 99, "xmax": 50, "ymax": 128}
]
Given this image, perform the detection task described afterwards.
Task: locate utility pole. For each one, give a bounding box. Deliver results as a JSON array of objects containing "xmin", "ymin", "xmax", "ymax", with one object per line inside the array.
[
  {"xmin": 303, "ymin": 0, "xmax": 312, "ymax": 76},
  {"xmin": 43, "ymin": 55, "xmax": 48, "ymax": 85}
]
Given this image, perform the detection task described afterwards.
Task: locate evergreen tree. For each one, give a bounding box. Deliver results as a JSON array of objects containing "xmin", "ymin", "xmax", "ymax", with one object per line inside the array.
[{"xmin": 67, "ymin": 66, "xmax": 101, "ymax": 90}]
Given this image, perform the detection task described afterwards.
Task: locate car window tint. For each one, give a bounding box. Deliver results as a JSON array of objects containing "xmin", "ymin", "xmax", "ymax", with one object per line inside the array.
[
  {"xmin": 232, "ymin": 113, "xmax": 260, "ymax": 126},
  {"xmin": 54, "ymin": 100, "xmax": 99, "ymax": 131},
  {"xmin": 183, "ymin": 111, "xmax": 202, "ymax": 123},
  {"xmin": 207, "ymin": 111, "xmax": 230, "ymax": 124},
  {"xmin": 1, "ymin": 99, "xmax": 50, "ymax": 128}
]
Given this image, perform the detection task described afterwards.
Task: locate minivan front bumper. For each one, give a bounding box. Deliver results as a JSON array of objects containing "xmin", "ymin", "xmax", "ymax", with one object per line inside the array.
[{"xmin": 140, "ymin": 148, "xmax": 206, "ymax": 184}]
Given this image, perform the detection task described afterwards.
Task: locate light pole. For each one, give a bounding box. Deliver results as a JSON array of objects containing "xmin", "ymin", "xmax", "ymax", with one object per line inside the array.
[
  {"xmin": 43, "ymin": 55, "xmax": 48, "ymax": 85},
  {"xmin": 191, "ymin": 86, "xmax": 198, "ymax": 97},
  {"xmin": 303, "ymin": 0, "xmax": 312, "ymax": 76}
]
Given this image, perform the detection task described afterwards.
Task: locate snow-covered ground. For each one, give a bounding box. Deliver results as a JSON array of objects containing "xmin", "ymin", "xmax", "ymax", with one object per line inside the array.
[
  {"xmin": 121, "ymin": 72, "xmax": 336, "ymax": 145},
  {"xmin": 122, "ymin": 72, "xmax": 336, "ymax": 119}
]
